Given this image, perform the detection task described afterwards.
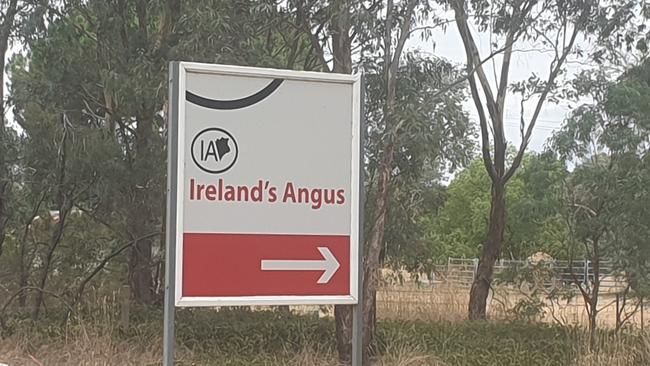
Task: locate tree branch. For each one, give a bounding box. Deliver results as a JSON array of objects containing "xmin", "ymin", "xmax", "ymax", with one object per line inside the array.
[{"xmin": 504, "ymin": 20, "xmax": 582, "ymax": 183}]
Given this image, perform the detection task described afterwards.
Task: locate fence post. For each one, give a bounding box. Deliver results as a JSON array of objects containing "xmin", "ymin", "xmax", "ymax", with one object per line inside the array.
[
  {"xmin": 641, "ymin": 296, "xmax": 644, "ymax": 331},
  {"xmin": 584, "ymin": 260, "xmax": 589, "ymax": 287},
  {"xmin": 616, "ymin": 292, "xmax": 621, "ymax": 331},
  {"xmin": 119, "ymin": 285, "xmax": 130, "ymax": 330}
]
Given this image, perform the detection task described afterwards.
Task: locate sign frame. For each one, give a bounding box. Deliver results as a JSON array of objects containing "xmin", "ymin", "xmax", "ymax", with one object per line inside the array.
[{"xmin": 169, "ymin": 61, "xmax": 362, "ymax": 307}]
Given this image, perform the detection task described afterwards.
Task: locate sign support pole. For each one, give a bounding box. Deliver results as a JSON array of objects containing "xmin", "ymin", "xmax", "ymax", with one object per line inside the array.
[
  {"xmin": 351, "ymin": 74, "xmax": 365, "ymax": 366},
  {"xmin": 163, "ymin": 61, "xmax": 180, "ymax": 366}
]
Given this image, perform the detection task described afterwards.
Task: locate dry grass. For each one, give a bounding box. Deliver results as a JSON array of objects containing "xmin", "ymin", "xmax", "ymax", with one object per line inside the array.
[
  {"xmin": 2, "ymin": 321, "xmax": 649, "ymax": 365},
  {"xmin": 0, "ymin": 330, "xmax": 450, "ymax": 366},
  {"xmin": 374, "ymin": 340, "xmax": 447, "ymax": 366},
  {"xmin": 4, "ymin": 328, "xmax": 648, "ymax": 366},
  {"xmin": 374, "ymin": 282, "xmax": 648, "ymax": 330},
  {"xmin": 572, "ymin": 332, "xmax": 650, "ymax": 366},
  {"xmin": 377, "ymin": 283, "xmax": 471, "ymax": 322},
  {"xmin": 0, "ymin": 328, "xmax": 171, "ymax": 366},
  {"xmin": 2, "ymin": 283, "xmax": 649, "ymax": 366}
]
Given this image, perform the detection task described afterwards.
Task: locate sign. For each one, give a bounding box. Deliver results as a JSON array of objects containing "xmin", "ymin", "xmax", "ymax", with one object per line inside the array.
[{"xmin": 170, "ymin": 62, "xmax": 361, "ymax": 306}]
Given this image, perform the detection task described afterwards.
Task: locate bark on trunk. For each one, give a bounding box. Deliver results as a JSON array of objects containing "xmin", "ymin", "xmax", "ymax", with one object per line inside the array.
[
  {"xmin": 335, "ymin": 304, "xmax": 353, "ymax": 362},
  {"xmin": 32, "ymin": 114, "xmax": 70, "ymax": 320},
  {"xmin": 32, "ymin": 205, "xmax": 69, "ymax": 320},
  {"xmin": 0, "ymin": 184, "xmax": 6, "ymax": 260},
  {"xmin": 331, "ymin": 1, "xmax": 355, "ymax": 361},
  {"xmin": 18, "ymin": 196, "xmax": 44, "ymax": 307},
  {"xmin": 588, "ymin": 298, "xmax": 598, "ymax": 350},
  {"xmin": 128, "ymin": 223, "xmax": 154, "ymax": 305},
  {"xmin": 0, "ymin": 0, "xmax": 19, "ymax": 260},
  {"xmin": 588, "ymin": 245, "xmax": 600, "ymax": 350},
  {"xmin": 362, "ymin": 146, "xmax": 392, "ymax": 349},
  {"xmin": 0, "ymin": 58, "xmax": 6, "ymax": 257},
  {"xmin": 127, "ymin": 113, "xmax": 155, "ymax": 305},
  {"xmin": 468, "ymin": 181, "xmax": 506, "ymax": 320}
]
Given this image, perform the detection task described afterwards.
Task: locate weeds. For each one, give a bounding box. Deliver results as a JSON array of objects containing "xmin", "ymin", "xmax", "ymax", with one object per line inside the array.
[{"xmin": 2, "ymin": 305, "xmax": 650, "ymax": 365}]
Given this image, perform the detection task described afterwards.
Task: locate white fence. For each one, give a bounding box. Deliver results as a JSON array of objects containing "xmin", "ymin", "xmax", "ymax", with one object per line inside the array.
[
  {"xmin": 377, "ymin": 258, "xmax": 645, "ymax": 328},
  {"xmin": 424, "ymin": 258, "xmax": 623, "ymax": 291}
]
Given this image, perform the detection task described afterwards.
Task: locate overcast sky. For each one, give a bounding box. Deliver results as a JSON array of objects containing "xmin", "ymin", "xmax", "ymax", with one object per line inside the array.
[{"xmin": 405, "ymin": 20, "xmax": 591, "ymax": 153}]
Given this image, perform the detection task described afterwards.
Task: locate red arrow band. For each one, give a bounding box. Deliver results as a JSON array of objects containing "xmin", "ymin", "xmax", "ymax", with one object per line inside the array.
[{"xmin": 182, "ymin": 233, "xmax": 350, "ymax": 297}]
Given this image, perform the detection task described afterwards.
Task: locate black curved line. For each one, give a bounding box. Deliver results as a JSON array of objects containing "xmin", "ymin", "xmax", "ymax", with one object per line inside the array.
[{"xmin": 186, "ymin": 78, "xmax": 284, "ymax": 110}]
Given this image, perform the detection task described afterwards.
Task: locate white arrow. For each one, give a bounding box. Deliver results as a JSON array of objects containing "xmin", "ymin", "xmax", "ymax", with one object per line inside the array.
[{"xmin": 260, "ymin": 247, "xmax": 340, "ymax": 284}]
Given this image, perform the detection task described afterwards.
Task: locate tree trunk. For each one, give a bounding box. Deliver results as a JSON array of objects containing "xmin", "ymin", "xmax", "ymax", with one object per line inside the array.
[
  {"xmin": 32, "ymin": 113, "xmax": 70, "ymax": 320},
  {"xmin": 335, "ymin": 304, "xmax": 353, "ymax": 363},
  {"xmin": 0, "ymin": 59, "xmax": 6, "ymax": 258},
  {"xmin": 32, "ymin": 203, "xmax": 70, "ymax": 320},
  {"xmin": 468, "ymin": 181, "xmax": 506, "ymax": 320},
  {"xmin": 18, "ymin": 226, "xmax": 31, "ymax": 307},
  {"xmin": 0, "ymin": 183, "xmax": 7, "ymax": 260},
  {"xmin": 0, "ymin": 0, "xmax": 19, "ymax": 260},
  {"xmin": 130, "ymin": 252, "xmax": 154, "ymax": 304},
  {"xmin": 588, "ymin": 300, "xmax": 598, "ymax": 350},
  {"xmin": 330, "ymin": 1, "xmax": 355, "ymax": 362},
  {"xmin": 330, "ymin": 0, "xmax": 352, "ymax": 74},
  {"xmin": 362, "ymin": 145, "xmax": 392, "ymax": 346},
  {"xmin": 588, "ymin": 245, "xmax": 600, "ymax": 350},
  {"xmin": 18, "ymin": 261, "xmax": 28, "ymax": 307},
  {"xmin": 128, "ymin": 114, "xmax": 155, "ymax": 305}
]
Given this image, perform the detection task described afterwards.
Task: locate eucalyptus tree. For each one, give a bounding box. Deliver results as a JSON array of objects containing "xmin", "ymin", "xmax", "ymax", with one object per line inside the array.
[
  {"xmin": 0, "ymin": 0, "xmax": 20, "ymax": 258},
  {"xmin": 448, "ymin": 0, "xmax": 641, "ymax": 319},
  {"xmin": 51, "ymin": 0, "xmax": 314, "ymax": 305},
  {"xmin": 424, "ymin": 153, "xmax": 567, "ymax": 262},
  {"xmin": 282, "ymin": 1, "xmax": 475, "ymax": 361},
  {"xmin": 282, "ymin": 1, "xmax": 379, "ymax": 360},
  {"xmin": 4, "ymin": 0, "xmax": 319, "ymax": 311},
  {"xmin": 8, "ymin": 10, "xmax": 126, "ymax": 317},
  {"xmin": 364, "ymin": 52, "xmax": 474, "ymax": 276},
  {"xmin": 550, "ymin": 59, "xmax": 650, "ymax": 347},
  {"xmin": 0, "ymin": 0, "xmax": 45, "ymax": 261}
]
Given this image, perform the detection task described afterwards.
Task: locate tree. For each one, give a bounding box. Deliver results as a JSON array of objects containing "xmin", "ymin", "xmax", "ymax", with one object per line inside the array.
[
  {"xmin": 44, "ymin": 0, "xmax": 307, "ymax": 305},
  {"xmin": 450, "ymin": 0, "xmax": 620, "ymax": 319},
  {"xmin": 0, "ymin": 0, "xmax": 27, "ymax": 261},
  {"xmin": 281, "ymin": 1, "xmax": 373, "ymax": 358},
  {"xmin": 2, "ymin": 0, "xmax": 320, "ymax": 315},
  {"xmin": 550, "ymin": 60, "xmax": 650, "ymax": 348},
  {"xmin": 605, "ymin": 59, "xmax": 650, "ymax": 308},
  {"xmin": 284, "ymin": 1, "xmax": 475, "ymax": 361},
  {"xmin": 284, "ymin": 1, "xmax": 428, "ymax": 361},
  {"xmin": 366, "ymin": 51, "xmax": 475, "ymax": 282},
  {"xmin": 424, "ymin": 153, "xmax": 567, "ymax": 262}
]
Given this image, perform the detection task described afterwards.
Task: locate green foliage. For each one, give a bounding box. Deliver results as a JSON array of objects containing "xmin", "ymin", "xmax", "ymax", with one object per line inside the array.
[
  {"xmin": 363, "ymin": 51, "xmax": 476, "ymax": 271},
  {"xmin": 1, "ymin": 0, "xmax": 325, "ymax": 309},
  {"xmin": 423, "ymin": 154, "xmax": 568, "ymax": 261},
  {"xmin": 550, "ymin": 59, "xmax": 650, "ymax": 301}
]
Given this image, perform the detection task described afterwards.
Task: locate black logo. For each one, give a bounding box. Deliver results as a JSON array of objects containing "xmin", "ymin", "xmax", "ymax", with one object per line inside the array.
[{"xmin": 191, "ymin": 128, "xmax": 239, "ymax": 174}]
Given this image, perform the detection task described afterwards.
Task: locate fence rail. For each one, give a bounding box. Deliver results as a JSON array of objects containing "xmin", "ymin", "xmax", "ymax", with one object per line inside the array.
[
  {"xmin": 377, "ymin": 257, "xmax": 644, "ymax": 329},
  {"xmin": 396, "ymin": 258, "xmax": 623, "ymax": 292}
]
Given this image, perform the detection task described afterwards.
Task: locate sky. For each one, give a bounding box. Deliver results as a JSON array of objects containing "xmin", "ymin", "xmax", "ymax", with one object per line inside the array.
[{"xmin": 404, "ymin": 18, "xmax": 589, "ymax": 154}]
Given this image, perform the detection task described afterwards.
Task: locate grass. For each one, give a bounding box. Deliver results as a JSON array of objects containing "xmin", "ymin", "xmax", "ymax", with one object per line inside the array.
[{"xmin": 2, "ymin": 306, "xmax": 650, "ymax": 365}]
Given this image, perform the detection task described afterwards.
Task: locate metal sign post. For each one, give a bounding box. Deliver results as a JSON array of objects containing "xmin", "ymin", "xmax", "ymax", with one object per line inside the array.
[
  {"xmin": 351, "ymin": 74, "xmax": 365, "ymax": 366},
  {"xmin": 163, "ymin": 62, "xmax": 363, "ymax": 365},
  {"xmin": 163, "ymin": 62, "xmax": 180, "ymax": 366}
]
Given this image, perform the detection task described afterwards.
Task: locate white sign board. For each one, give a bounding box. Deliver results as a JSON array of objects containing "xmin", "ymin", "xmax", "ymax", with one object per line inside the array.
[{"xmin": 170, "ymin": 62, "xmax": 361, "ymax": 306}]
